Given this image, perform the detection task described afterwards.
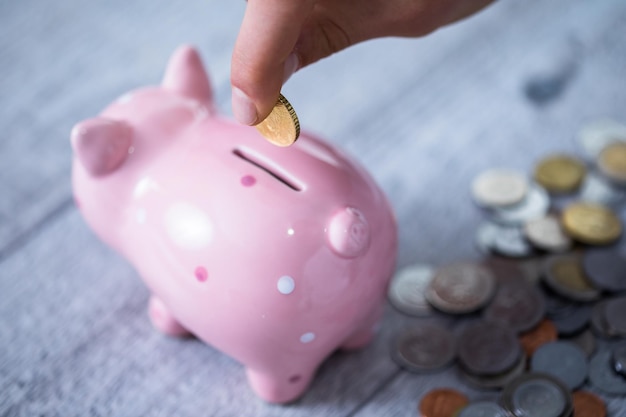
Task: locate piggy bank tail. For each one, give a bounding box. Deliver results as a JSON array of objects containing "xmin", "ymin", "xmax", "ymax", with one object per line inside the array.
[{"xmin": 70, "ymin": 117, "xmax": 133, "ymax": 177}]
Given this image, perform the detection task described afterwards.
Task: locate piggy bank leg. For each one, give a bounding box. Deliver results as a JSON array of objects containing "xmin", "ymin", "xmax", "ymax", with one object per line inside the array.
[
  {"xmin": 245, "ymin": 365, "xmax": 317, "ymax": 404},
  {"xmin": 148, "ymin": 296, "xmax": 190, "ymax": 337}
]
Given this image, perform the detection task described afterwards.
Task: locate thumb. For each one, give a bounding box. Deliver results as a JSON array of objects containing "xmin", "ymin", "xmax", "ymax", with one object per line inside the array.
[{"xmin": 231, "ymin": 0, "xmax": 313, "ymax": 125}]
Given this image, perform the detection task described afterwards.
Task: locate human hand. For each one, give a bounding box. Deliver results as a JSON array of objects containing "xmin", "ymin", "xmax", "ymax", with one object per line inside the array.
[{"xmin": 230, "ymin": 0, "xmax": 494, "ymax": 125}]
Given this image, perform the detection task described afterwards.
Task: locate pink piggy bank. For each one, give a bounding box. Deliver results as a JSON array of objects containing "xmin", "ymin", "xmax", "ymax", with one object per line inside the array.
[{"xmin": 70, "ymin": 46, "xmax": 398, "ymax": 403}]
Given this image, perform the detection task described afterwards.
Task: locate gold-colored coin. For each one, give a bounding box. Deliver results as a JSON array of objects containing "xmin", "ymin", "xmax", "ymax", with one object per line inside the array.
[
  {"xmin": 255, "ymin": 94, "xmax": 300, "ymax": 147},
  {"xmin": 533, "ymin": 154, "xmax": 586, "ymax": 193},
  {"xmin": 598, "ymin": 141, "xmax": 626, "ymax": 184},
  {"xmin": 545, "ymin": 255, "xmax": 601, "ymax": 302},
  {"xmin": 562, "ymin": 202, "xmax": 622, "ymax": 245}
]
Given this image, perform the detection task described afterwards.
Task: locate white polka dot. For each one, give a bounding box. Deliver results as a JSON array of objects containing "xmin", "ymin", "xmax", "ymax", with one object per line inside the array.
[
  {"xmin": 277, "ymin": 275, "xmax": 295, "ymax": 294},
  {"xmin": 136, "ymin": 208, "xmax": 146, "ymax": 224},
  {"xmin": 300, "ymin": 332, "xmax": 315, "ymax": 343},
  {"xmin": 287, "ymin": 228, "xmax": 295, "ymax": 236}
]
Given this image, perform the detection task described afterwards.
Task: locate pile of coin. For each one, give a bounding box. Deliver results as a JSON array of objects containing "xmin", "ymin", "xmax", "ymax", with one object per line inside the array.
[{"xmin": 388, "ymin": 119, "xmax": 626, "ymax": 417}]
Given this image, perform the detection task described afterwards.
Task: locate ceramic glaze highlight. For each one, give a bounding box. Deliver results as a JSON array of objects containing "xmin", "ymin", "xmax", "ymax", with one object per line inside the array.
[{"xmin": 70, "ymin": 45, "xmax": 398, "ymax": 403}]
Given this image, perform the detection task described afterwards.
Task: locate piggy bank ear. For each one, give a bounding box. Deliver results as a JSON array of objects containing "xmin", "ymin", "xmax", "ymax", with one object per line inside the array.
[
  {"xmin": 327, "ymin": 207, "xmax": 371, "ymax": 258},
  {"xmin": 162, "ymin": 45, "xmax": 213, "ymax": 104},
  {"xmin": 71, "ymin": 117, "xmax": 132, "ymax": 177}
]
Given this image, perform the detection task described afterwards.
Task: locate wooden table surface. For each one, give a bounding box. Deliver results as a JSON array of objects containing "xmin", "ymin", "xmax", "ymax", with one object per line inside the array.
[{"xmin": 2, "ymin": 0, "xmax": 625, "ymax": 415}]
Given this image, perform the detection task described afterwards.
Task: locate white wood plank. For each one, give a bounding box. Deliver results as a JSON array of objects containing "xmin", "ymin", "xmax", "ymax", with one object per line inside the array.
[{"xmin": 2, "ymin": 0, "xmax": 626, "ymax": 415}]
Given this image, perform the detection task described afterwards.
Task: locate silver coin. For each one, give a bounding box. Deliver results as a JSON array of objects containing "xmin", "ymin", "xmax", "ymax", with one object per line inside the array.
[
  {"xmin": 460, "ymin": 353, "xmax": 526, "ymax": 390},
  {"xmin": 471, "ymin": 169, "xmax": 529, "ymax": 208},
  {"xmin": 578, "ymin": 118, "xmax": 626, "ymax": 159},
  {"xmin": 604, "ymin": 296, "xmax": 626, "ymax": 336},
  {"xmin": 425, "ymin": 263, "xmax": 496, "ymax": 315},
  {"xmin": 517, "ymin": 257, "xmax": 544, "ymax": 285},
  {"xmin": 392, "ymin": 323, "xmax": 456, "ymax": 373},
  {"xmin": 502, "ymin": 373, "xmax": 572, "ymax": 417},
  {"xmin": 611, "ymin": 344, "xmax": 626, "ymax": 376},
  {"xmin": 544, "ymin": 293, "xmax": 592, "ymax": 336},
  {"xmin": 476, "ymin": 223, "xmax": 535, "ymax": 258},
  {"xmin": 457, "ymin": 401, "xmax": 510, "ymax": 417},
  {"xmin": 492, "ymin": 225, "xmax": 535, "ymax": 258},
  {"xmin": 563, "ymin": 329, "xmax": 596, "ymax": 358},
  {"xmin": 589, "ymin": 350, "xmax": 626, "ymax": 395},
  {"xmin": 579, "ymin": 171, "xmax": 626, "ymax": 207},
  {"xmin": 523, "ymin": 215, "xmax": 572, "ymax": 253},
  {"xmin": 542, "ymin": 254, "xmax": 601, "ymax": 302},
  {"xmin": 475, "ymin": 222, "xmax": 500, "ymax": 254},
  {"xmin": 387, "ymin": 264, "xmax": 435, "ymax": 317},
  {"xmin": 483, "ymin": 281, "xmax": 546, "ymax": 333},
  {"xmin": 583, "ymin": 247, "xmax": 626, "ymax": 293},
  {"xmin": 492, "ymin": 184, "xmax": 550, "ymax": 225},
  {"xmin": 482, "ymin": 256, "xmax": 542, "ymax": 286},
  {"xmin": 457, "ymin": 321, "xmax": 522, "ymax": 376},
  {"xmin": 590, "ymin": 300, "xmax": 613, "ymax": 339},
  {"xmin": 530, "ymin": 341, "xmax": 588, "ymax": 390}
]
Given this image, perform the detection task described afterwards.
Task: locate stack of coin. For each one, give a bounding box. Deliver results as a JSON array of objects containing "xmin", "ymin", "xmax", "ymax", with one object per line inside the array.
[{"xmin": 390, "ymin": 119, "xmax": 626, "ymax": 415}]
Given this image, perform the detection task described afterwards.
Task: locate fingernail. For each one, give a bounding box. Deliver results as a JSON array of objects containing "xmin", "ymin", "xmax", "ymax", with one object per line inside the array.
[
  {"xmin": 283, "ymin": 53, "xmax": 299, "ymax": 84},
  {"xmin": 232, "ymin": 87, "xmax": 257, "ymax": 125}
]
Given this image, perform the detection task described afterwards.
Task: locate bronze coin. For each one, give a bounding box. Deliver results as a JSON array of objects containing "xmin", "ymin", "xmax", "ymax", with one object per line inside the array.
[
  {"xmin": 572, "ymin": 390, "xmax": 606, "ymax": 417},
  {"xmin": 418, "ymin": 388, "xmax": 469, "ymax": 417},
  {"xmin": 519, "ymin": 319, "xmax": 559, "ymax": 357}
]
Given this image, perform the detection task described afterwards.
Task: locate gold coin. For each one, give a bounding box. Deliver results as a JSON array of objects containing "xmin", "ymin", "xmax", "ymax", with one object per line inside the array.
[
  {"xmin": 562, "ymin": 202, "xmax": 622, "ymax": 245},
  {"xmin": 533, "ymin": 155, "xmax": 586, "ymax": 193},
  {"xmin": 255, "ymin": 94, "xmax": 300, "ymax": 147},
  {"xmin": 598, "ymin": 141, "xmax": 626, "ymax": 184},
  {"xmin": 545, "ymin": 255, "xmax": 601, "ymax": 302}
]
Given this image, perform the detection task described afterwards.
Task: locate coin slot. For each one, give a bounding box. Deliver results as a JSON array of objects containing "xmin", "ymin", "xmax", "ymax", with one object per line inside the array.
[{"xmin": 233, "ymin": 147, "xmax": 303, "ymax": 192}]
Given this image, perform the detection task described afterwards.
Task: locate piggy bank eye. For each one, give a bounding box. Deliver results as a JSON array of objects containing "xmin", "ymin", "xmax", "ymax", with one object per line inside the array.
[{"xmin": 327, "ymin": 207, "xmax": 371, "ymax": 258}]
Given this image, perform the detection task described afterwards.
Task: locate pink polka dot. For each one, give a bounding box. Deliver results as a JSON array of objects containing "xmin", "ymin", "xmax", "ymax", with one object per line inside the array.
[
  {"xmin": 195, "ymin": 266, "xmax": 208, "ymax": 282},
  {"xmin": 241, "ymin": 175, "xmax": 256, "ymax": 187}
]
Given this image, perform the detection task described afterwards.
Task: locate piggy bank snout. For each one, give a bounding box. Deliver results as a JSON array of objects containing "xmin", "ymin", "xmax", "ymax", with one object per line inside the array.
[{"xmin": 327, "ymin": 207, "xmax": 370, "ymax": 258}]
